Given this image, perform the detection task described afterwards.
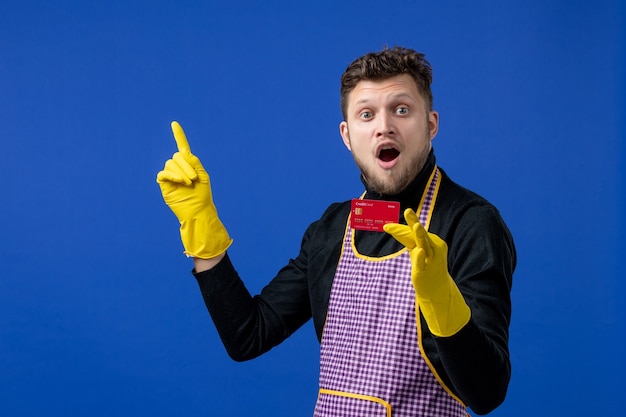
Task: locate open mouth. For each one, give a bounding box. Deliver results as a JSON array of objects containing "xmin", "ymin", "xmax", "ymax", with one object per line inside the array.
[{"xmin": 378, "ymin": 147, "xmax": 400, "ymax": 162}]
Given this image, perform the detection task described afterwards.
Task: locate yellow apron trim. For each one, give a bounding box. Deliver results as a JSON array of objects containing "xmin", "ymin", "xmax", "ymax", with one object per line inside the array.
[
  {"xmin": 318, "ymin": 388, "xmax": 392, "ymax": 417},
  {"xmin": 324, "ymin": 166, "xmax": 467, "ymax": 411},
  {"xmin": 418, "ymin": 165, "xmax": 440, "ymax": 231},
  {"xmin": 350, "ymin": 232, "xmax": 407, "ymax": 261},
  {"xmin": 411, "ymin": 168, "xmax": 467, "ymax": 408},
  {"xmin": 415, "ymin": 300, "xmax": 467, "ymax": 409}
]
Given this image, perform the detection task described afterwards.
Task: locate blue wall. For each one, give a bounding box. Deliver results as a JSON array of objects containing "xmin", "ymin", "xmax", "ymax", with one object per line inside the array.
[{"xmin": 1, "ymin": 1, "xmax": 623, "ymax": 415}]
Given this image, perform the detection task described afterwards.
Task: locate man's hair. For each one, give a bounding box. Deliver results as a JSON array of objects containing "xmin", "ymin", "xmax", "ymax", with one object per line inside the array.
[{"xmin": 340, "ymin": 46, "xmax": 433, "ymax": 120}]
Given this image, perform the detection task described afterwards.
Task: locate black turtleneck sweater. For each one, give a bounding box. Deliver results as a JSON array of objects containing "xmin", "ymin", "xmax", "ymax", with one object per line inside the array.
[{"xmin": 194, "ymin": 150, "xmax": 516, "ymax": 415}]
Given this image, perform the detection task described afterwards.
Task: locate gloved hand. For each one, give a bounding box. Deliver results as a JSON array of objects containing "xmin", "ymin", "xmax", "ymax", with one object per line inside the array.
[
  {"xmin": 157, "ymin": 121, "xmax": 232, "ymax": 258},
  {"xmin": 384, "ymin": 208, "xmax": 470, "ymax": 337}
]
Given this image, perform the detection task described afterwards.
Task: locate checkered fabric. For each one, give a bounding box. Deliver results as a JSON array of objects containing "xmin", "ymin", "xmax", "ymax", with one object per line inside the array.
[
  {"xmin": 419, "ymin": 168, "xmax": 439, "ymax": 226},
  {"xmin": 314, "ymin": 169, "xmax": 466, "ymax": 417}
]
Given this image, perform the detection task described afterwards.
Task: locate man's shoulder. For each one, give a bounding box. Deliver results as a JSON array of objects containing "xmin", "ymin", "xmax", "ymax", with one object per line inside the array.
[
  {"xmin": 295, "ymin": 200, "xmax": 351, "ymax": 256},
  {"xmin": 433, "ymin": 168, "xmax": 512, "ymax": 237},
  {"xmin": 437, "ymin": 168, "xmax": 500, "ymax": 211},
  {"xmin": 308, "ymin": 200, "xmax": 351, "ymax": 234},
  {"xmin": 321, "ymin": 200, "xmax": 352, "ymax": 218}
]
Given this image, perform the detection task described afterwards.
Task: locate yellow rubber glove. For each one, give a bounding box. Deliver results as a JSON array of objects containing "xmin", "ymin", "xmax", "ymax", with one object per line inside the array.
[
  {"xmin": 157, "ymin": 121, "xmax": 232, "ymax": 258},
  {"xmin": 383, "ymin": 208, "xmax": 470, "ymax": 337}
]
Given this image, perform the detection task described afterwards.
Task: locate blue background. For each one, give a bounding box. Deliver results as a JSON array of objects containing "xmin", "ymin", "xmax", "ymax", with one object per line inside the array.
[{"xmin": 1, "ymin": 1, "xmax": 623, "ymax": 415}]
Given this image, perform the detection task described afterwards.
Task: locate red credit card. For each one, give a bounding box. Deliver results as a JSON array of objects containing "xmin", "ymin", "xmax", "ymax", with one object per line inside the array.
[{"xmin": 350, "ymin": 199, "xmax": 400, "ymax": 232}]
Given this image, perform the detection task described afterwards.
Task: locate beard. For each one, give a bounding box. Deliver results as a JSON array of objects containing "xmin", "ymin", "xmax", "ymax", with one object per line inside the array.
[{"xmin": 352, "ymin": 128, "xmax": 432, "ymax": 196}]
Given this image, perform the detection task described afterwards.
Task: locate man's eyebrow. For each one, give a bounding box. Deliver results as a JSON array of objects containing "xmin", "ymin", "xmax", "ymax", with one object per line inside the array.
[
  {"xmin": 353, "ymin": 98, "xmax": 371, "ymax": 106},
  {"xmin": 354, "ymin": 92, "xmax": 415, "ymax": 105},
  {"xmin": 388, "ymin": 92, "xmax": 416, "ymax": 101}
]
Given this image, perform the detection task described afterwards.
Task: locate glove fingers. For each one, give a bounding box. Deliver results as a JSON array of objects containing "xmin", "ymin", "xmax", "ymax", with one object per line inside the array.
[
  {"xmin": 413, "ymin": 222, "xmax": 434, "ymax": 260},
  {"xmin": 383, "ymin": 223, "xmax": 416, "ymax": 249},
  {"xmin": 157, "ymin": 159, "xmax": 193, "ymax": 185},
  {"xmin": 156, "ymin": 169, "xmax": 170, "ymax": 184},
  {"xmin": 404, "ymin": 208, "xmax": 420, "ymax": 229},
  {"xmin": 171, "ymin": 121, "xmax": 192, "ymax": 153},
  {"xmin": 414, "ymin": 247, "xmax": 428, "ymax": 271},
  {"xmin": 173, "ymin": 152, "xmax": 199, "ymax": 181}
]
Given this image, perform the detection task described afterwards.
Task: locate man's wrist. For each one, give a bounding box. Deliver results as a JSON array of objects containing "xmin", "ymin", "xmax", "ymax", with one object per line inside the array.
[{"xmin": 193, "ymin": 252, "xmax": 226, "ymax": 273}]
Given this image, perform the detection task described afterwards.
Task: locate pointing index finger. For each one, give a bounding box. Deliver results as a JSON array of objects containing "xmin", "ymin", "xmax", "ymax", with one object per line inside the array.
[{"xmin": 171, "ymin": 121, "xmax": 191, "ymax": 153}]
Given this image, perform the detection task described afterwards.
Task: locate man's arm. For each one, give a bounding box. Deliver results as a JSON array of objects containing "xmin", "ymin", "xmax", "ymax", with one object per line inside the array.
[
  {"xmin": 433, "ymin": 204, "xmax": 515, "ymax": 415},
  {"xmin": 193, "ymin": 227, "xmax": 315, "ymax": 362}
]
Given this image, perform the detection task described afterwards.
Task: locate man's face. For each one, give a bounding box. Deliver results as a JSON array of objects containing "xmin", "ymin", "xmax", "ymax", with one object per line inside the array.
[{"xmin": 340, "ymin": 74, "xmax": 439, "ymax": 195}]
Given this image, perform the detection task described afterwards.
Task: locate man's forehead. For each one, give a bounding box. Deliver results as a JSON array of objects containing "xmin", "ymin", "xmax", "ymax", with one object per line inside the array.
[{"xmin": 349, "ymin": 75, "xmax": 421, "ymax": 103}]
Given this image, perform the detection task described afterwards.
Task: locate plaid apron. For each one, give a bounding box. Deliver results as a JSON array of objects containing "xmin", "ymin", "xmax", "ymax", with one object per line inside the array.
[{"xmin": 314, "ymin": 168, "xmax": 467, "ymax": 417}]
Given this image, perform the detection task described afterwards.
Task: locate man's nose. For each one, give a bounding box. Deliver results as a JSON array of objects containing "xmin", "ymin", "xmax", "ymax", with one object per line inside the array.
[{"xmin": 375, "ymin": 112, "xmax": 395, "ymax": 137}]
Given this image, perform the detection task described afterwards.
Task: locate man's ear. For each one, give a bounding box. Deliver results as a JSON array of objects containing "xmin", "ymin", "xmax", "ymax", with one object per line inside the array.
[
  {"xmin": 340, "ymin": 121, "xmax": 351, "ymax": 150},
  {"xmin": 429, "ymin": 111, "xmax": 439, "ymax": 141}
]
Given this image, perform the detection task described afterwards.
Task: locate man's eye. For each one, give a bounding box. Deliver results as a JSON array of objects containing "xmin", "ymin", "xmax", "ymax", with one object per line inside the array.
[
  {"xmin": 396, "ymin": 107, "xmax": 409, "ymax": 115},
  {"xmin": 360, "ymin": 111, "xmax": 373, "ymax": 119}
]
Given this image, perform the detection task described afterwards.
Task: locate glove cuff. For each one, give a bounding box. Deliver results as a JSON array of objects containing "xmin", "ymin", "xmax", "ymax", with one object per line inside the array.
[
  {"xmin": 179, "ymin": 217, "xmax": 233, "ymax": 259},
  {"xmin": 416, "ymin": 274, "xmax": 471, "ymax": 337}
]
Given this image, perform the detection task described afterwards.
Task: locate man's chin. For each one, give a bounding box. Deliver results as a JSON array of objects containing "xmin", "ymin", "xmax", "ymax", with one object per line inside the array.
[{"xmin": 363, "ymin": 175, "xmax": 407, "ymax": 196}]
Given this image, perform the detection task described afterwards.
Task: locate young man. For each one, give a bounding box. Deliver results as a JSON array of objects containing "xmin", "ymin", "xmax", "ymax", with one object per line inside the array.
[{"xmin": 157, "ymin": 46, "xmax": 516, "ymax": 416}]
